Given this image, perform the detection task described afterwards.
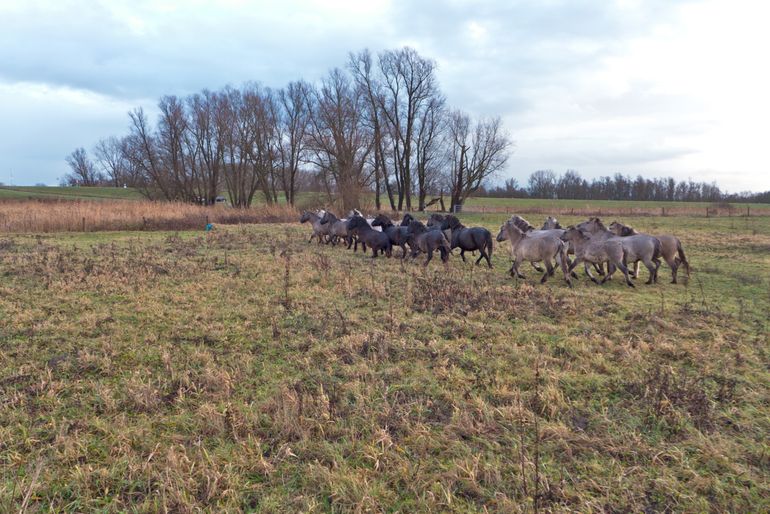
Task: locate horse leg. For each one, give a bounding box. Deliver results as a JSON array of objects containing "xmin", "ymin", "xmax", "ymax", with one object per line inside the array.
[
  {"xmin": 666, "ymin": 255, "xmax": 679, "ymax": 284},
  {"xmin": 531, "ymin": 262, "xmax": 545, "ymax": 272},
  {"xmin": 558, "ymin": 254, "xmax": 578, "ymax": 279},
  {"xmin": 511, "ymin": 260, "xmax": 525, "ymax": 279},
  {"xmin": 424, "ymin": 248, "xmax": 433, "ymax": 266},
  {"xmin": 618, "ymin": 261, "xmax": 635, "ymax": 288},
  {"xmin": 460, "ymin": 249, "xmax": 467, "ymax": 263},
  {"xmin": 585, "ymin": 262, "xmax": 600, "ymax": 284},
  {"xmin": 541, "ymin": 261, "xmax": 553, "ymax": 283},
  {"xmin": 642, "ymin": 258, "xmax": 656, "ymax": 285}
]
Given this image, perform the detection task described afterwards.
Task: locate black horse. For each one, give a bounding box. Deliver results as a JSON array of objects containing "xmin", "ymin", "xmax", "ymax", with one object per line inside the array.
[
  {"xmin": 440, "ymin": 215, "xmax": 494, "ymax": 268},
  {"xmin": 371, "ymin": 214, "xmax": 411, "ymax": 259},
  {"xmin": 400, "ymin": 212, "xmax": 418, "ymax": 227},
  {"xmin": 405, "ymin": 220, "xmax": 451, "ymax": 265},
  {"xmin": 347, "ymin": 216, "xmax": 392, "ymax": 258}
]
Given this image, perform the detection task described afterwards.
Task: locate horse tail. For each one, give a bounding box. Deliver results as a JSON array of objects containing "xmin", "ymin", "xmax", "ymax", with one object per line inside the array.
[
  {"xmin": 653, "ymin": 237, "xmax": 662, "ymax": 261},
  {"xmin": 486, "ymin": 233, "xmax": 494, "ymax": 259},
  {"xmin": 677, "ymin": 239, "xmax": 690, "ymax": 276}
]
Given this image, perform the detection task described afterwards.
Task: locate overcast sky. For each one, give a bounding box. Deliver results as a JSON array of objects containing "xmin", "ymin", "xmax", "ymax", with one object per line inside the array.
[{"xmin": 1, "ymin": 0, "xmax": 768, "ymax": 192}]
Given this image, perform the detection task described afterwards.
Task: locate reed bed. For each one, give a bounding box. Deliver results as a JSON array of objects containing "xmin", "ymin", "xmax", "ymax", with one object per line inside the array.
[{"xmin": 0, "ymin": 199, "xmax": 299, "ymax": 233}]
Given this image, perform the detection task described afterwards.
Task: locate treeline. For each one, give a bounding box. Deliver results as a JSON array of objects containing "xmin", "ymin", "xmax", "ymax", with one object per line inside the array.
[
  {"xmin": 65, "ymin": 47, "xmax": 511, "ymax": 210},
  {"xmin": 479, "ymin": 170, "xmax": 770, "ymax": 203}
]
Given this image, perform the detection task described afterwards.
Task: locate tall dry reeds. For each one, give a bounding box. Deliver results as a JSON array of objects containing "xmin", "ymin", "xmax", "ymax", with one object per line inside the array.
[{"xmin": 0, "ymin": 199, "xmax": 299, "ymax": 233}]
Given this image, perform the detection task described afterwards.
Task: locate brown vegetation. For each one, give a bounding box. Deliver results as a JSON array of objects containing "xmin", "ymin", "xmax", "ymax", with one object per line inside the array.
[{"xmin": 0, "ymin": 199, "xmax": 298, "ymax": 233}]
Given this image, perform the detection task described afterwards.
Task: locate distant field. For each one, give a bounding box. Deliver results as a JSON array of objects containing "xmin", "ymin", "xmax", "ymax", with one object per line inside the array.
[
  {"xmin": 1, "ymin": 213, "xmax": 768, "ymax": 511},
  {"xmin": 3, "ymin": 186, "xmax": 768, "ymax": 216},
  {"xmin": 0, "ymin": 186, "xmax": 143, "ymax": 201},
  {"xmin": 463, "ymin": 196, "xmax": 769, "ymax": 212}
]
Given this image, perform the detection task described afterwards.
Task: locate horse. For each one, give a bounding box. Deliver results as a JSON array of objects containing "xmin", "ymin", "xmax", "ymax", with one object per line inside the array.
[
  {"xmin": 439, "ymin": 215, "xmax": 494, "ymax": 267},
  {"xmin": 299, "ymin": 210, "xmax": 329, "ymax": 244},
  {"xmin": 347, "ymin": 216, "xmax": 392, "ymax": 258},
  {"xmin": 405, "ymin": 220, "xmax": 451, "ymax": 265},
  {"xmin": 347, "ymin": 209, "xmax": 382, "ymax": 232},
  {"xmin": 541, "ymin": 216, "xmax": 562, "ymax": 229},
  {"xmin": 498, "ymin": 220, "xmax": 572, "ymax": 287},
  {"xmin": 576, "ymin": 218, "xmax": 661, "ymax": 284},
  {"xmin": 608, "ymin": 221, "xmax": 690, "ymax": 283},
  {"xmin": 561, "ymin": 227, "xmax": 635, "ymax": 287},
  {"xmin": 371, "ymin": 214, "xmax": 411, "ymax": 259},
  {"xmin": 319, "ymin": 211, "xmax": 356, "ymax": 249}
]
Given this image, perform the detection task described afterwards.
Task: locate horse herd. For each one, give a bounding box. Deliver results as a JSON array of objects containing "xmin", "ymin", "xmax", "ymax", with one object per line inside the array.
[{"xmin": 299, "ymin": 209, "xmax": 690, "ymax": 288}]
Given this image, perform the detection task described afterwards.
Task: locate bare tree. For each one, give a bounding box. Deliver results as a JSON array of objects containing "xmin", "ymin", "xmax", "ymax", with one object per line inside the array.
[
  {"xmin": 446, "ymin": 111, "xmax": 512, "ymax": 211},
  {"xmin": 349, "ymin": 49, "xmax": 394, "ymax": 211},
  {"xmin": 378, "ymin": 47, "xmax": 441, "ymax": 211},
  {"xmin": 126, "ymin": 107, "xmax": 173, "ymax": 200},
  {"xmin": 414, "ymin": 95, "xmax": 446, "ymax": 210},
  {"xmin": 528, "ymin": 170, "xmax": 558, "ymax": 199},
  {"xmin": 187, "ymin": 90, "xmax": 225, "ymax": 205},
  {"xmin": 65, "ymin": 147, "xmax": 102, "ymax": 186},
  {"xmin": 306, "ymin": 69, "xmax": 373, "ymax": 210},
  {"xmin": 93, "ymin": 137, "xmax": 128, "ymax": 187},
  {"xmin": 276, "ymin": 80, "xmax": 312, "ymax": 205}
]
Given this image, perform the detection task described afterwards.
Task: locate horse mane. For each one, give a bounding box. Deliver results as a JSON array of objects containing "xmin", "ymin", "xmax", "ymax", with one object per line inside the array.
[
  {"xmin": 444, "ymin": 215, "xmax": 463, "ymax": 229},
  {"xmin": 407, "ymin": 219, "xmax": 427, "ymax": 233},
  {"xmin": 401, "ymin": 213, "xmax": 417, "ymax": 226},
  {"xmin": 373, "ymin": 214, "xmax": 393, "ymax": 228},
  {"xmin": 347, "ymin": 216, "xmax": 368, "ymax": 229},
  {"xmin": 620, "ymin": 226, "xmax": 637, "ymax": 236},
  {"xmin": 511, "ymin": 215, "xmax": 534, "ymax": 232}
]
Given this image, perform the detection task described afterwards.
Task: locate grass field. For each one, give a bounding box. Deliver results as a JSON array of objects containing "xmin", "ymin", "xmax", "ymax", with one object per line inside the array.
[
  {"xmin": 0, "ymin": 186, "xmax": 143, "ymax": 201},
  {"xmin": 3, "ymin": 186, "xmax": 768, "ymax": 217},
  {"xmin": 1, "ymin": 211, "xmax": 769, "ymax": 511}
]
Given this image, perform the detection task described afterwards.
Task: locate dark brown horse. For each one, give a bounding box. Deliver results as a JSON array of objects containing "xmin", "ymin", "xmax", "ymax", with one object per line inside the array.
[
  {"xmin": 347, "ymin": 216, "xmax": 392, "ymax": 258},
  {"xmin": 372, "ymin": 214, "xmax": 411, "ymax": 259},
  {"xmin": 440, "ymin": 215, "xmax": 494, "ymax": 268},
  {"xmin": 405, "ymin": 220, "xmax": 451, "ymax": 265}
]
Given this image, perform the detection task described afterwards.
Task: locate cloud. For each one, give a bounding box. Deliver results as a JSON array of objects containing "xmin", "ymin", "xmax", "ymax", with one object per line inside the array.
[{"xmin": 0, "ymin": 0, "xmax": 767, "ymax": 191}]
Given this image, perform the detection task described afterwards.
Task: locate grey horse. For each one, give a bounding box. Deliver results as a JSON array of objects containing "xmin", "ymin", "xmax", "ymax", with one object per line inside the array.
[
  {"xmin": 561, "ymin": 226, "xmax": 635, "ymax": 287},
  {"xmin": 299, "ymin": 210, "xmax": 329, "ymax": 244},
  {"xmin": 497, "ymin": 220, "xmax": 572, "ymax": 287},
  {"xmin": 576, "ymin": 217, "xmax": 661, "ymax": 285},
  {"xmin": 608, "ymin": 221, "xmax": 690, "ymax": 284}
]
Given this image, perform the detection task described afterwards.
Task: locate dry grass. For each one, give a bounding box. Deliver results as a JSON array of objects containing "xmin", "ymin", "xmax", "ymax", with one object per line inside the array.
[
  {"xmin": 0, "ymin": 199, "xmax": 299, "ymax": 233},
  {"xmin": 0, "ymin": 214, "xmax": 768, "ymax": 511}
]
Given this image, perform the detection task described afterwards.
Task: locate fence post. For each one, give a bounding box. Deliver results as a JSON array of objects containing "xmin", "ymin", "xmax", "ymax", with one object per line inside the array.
[
  {"xmin": 747, "ymin": 206, "xmax": 750, "ymax": 217},
  {"xmin": 706, "ymin": 208, "xmax": 709, "ymax": 218},
  {"xmin": 82, "ymin": 217, "xmax": 85, "ymax": 232}
]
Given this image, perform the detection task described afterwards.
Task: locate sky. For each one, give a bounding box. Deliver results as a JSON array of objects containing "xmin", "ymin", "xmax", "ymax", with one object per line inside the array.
[{"xmin": 1, "ymin": 0, "xmax": 768, "ymax": 192}]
